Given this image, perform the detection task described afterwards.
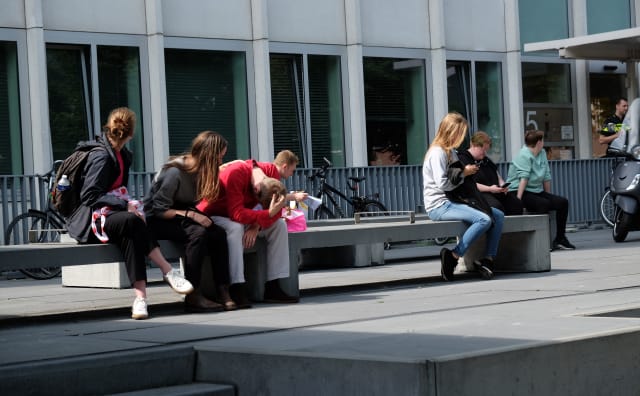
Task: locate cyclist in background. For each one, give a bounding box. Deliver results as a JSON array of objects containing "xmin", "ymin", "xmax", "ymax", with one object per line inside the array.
[{"xmin": 600, "ymin": 97, "xmax": 628, "ymax": 157}]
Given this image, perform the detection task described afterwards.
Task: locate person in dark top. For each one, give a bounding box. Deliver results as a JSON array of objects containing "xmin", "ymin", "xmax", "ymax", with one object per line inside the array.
[
  {"xmin": 66, "ymin": 107, "xmax": 193, "ymax": 320},
  {"xmin": 458, "ymin": 131, "xmax": 523, "ymax": 215},
  {"xmin": 600, "ymin": 97, "xmax": 628, "ymax": 156},
  {"xmin": 144, "ymin": 131, "xmax": 235, "ymax": 312}
]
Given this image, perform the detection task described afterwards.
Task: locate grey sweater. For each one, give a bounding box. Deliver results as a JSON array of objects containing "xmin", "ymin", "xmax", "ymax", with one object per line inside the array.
[
  {"xmin": 144, "ymin": 161, "xmax": 198, "ymax": 218},
  {"xmin": 422, "ymin": 146, "xmax": 464, "ymax": 213}
]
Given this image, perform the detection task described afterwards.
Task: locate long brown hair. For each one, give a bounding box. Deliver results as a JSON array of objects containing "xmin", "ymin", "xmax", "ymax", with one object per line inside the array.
[
  {"xmin": 165, "ymin": 131, "xmax": 228, "ymax": 201},
  {"xmin": 428, "ymin": 112, "xmax": 469, "ymax": 160},
  {"xmin": 103, "ymin": 107, "xmax": 136, "ymax": 147}
]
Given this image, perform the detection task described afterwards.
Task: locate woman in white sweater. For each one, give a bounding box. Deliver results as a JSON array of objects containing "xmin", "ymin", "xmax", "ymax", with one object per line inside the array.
[{"xmin": 423, "ymin": 112, "xmax": 504, "ymax": 281}]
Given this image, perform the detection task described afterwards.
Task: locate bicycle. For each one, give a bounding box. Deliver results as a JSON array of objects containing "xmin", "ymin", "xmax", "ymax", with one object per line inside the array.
[
  {"xmin": 4, "ymin": 160, "xmax": 66, "ymax": 279},
  {"xmin": 308, "ymin": 158, "xmax": 388, "ymax": 219},
  {"xmin": 600, "ymin": 188, "xmax": 615, "ymax": 227},
  {"xmin": 307, "ymin": 159, "xmax": 452, "ymax": 247},
  {"xmin": 599, "ymin": 157, "xmax": 626, "ymax": 227}
]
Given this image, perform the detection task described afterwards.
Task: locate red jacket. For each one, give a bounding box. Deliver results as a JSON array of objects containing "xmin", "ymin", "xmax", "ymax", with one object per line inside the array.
[{"xmin": 196, "ymin": 160, "xmax": 281, "ymax": 229}]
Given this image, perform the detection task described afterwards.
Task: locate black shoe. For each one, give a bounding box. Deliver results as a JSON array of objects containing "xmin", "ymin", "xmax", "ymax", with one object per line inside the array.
[
  {"xmin": 473, "ymin": 257, "xmax": 494, "ymax": 280},
  {"xmin": 439, "ymin": 248, "xmax": 457, "ymax": 281},
  {"xmin": 552, "ymin": 236, "xmax": 575, "ymax": 251},
  {"xmin": 264, "ymin": 280, "xmax": 299, "ymax": 303},
  {"xmin": 229, "ymin": 283, "xmax": 252, "ymax": 309},
  {"xmin": 184, "ymin": 291, "xmax": 224, "ymax": 313}
]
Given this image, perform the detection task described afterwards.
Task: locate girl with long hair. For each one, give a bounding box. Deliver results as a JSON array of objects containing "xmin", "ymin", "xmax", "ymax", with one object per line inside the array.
[
  {"xmin": 144, "ymin": 131, "xmax": 235, "ymax": 312},
  {"xmin": 423, "ymin": 112, "xmax": 504, "ymax": 281}
]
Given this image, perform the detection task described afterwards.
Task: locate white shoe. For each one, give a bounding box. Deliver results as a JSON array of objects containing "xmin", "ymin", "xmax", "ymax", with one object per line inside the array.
[
  {"xmin": 164, "ymin": 269, "xmax": 194, "ymax": 295},
  {"xmin": 131, "ymin": 297, "xmax": 148, "ymax": 320}
]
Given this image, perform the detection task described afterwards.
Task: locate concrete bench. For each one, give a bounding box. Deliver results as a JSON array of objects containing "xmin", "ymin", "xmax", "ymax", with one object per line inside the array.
[
  {"xmin": 277, "ymin": 214, "xmax": 551, "ymax": 296},
  {"xmin": 0, "ymin": 214, "xmax": 551, "ymax": 301}
]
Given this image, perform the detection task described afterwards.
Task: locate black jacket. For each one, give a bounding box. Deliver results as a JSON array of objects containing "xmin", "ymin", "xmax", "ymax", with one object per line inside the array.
[
  {"xmin": 66, "ymin": 137, "xmax": 132, "ymax": 243},
  {"xmin": 445, "ymin": 151, "xmax": 493, "ymax": 219}
]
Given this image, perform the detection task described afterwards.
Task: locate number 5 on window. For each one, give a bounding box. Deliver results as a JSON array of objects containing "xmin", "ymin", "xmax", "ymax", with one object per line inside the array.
[{"xmin": 526, "ymin": 110, "xmax": 539, "ymax": 130}]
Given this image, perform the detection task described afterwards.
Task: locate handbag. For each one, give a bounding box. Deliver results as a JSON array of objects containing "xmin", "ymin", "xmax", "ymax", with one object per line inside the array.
[{"xmin": 282, "ymin": 206, "xmax": 307, "ymax": 232}]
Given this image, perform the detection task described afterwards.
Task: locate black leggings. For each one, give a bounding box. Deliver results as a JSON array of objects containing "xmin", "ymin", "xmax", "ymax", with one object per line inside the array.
[
  {"xmin": 146, "ymin": 217, "xmax": 230, "ymax": 288},
  {"xmin": 482, "ymin": 192, "xmax": 523, "ymax": 216},
  {"xmin": 518, "ymin": 190, "xmax": 569, "ymax": 240},
  {"xmin": 87, "ymin": 211, "xmax": 156, "ymax": 286}
]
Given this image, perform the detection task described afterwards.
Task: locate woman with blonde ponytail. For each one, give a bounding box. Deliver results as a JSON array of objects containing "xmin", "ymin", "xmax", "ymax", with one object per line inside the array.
[{"xmin": 423, "ymin": 112, "xmax": 504, "ymax": 282}]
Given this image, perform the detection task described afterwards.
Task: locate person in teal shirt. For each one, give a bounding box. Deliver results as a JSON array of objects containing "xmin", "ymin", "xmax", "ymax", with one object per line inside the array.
[{"xmin": 506, "ymin": 130, "xmax": 575, "ymax": 250}]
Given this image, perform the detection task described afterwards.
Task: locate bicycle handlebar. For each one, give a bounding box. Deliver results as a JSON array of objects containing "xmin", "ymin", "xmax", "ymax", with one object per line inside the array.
[
  {"xmin": 308, "ymin": 157, "xmax": 333, "ymax": 181},
  {"xmin": 35, "ymin": 160, "xmax": 64, "ymax": 180}
]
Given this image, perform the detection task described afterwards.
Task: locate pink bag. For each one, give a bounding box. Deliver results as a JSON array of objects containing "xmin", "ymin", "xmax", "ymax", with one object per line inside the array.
[{"xmin": 282, "ymin": 207, "xmax": 307, "ymax": 232}]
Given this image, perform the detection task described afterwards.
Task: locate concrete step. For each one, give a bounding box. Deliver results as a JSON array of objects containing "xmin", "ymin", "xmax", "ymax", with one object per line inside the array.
[
  {"xmin": 0, "ymin": 346, "xmax": 196, "ymax": 395},
  {"xmin": 112, "ymin": 382, "xmax": 235, "ymax": 396}
]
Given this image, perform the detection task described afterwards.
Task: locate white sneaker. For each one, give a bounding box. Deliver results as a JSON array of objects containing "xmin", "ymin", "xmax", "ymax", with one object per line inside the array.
[
  {"xmin": 131, "ymin": 297, "xmax": 148, "ymax": 320},
  {"xmin": 164, "ymin": 269, "xmax": 194, "ymax": 295}
]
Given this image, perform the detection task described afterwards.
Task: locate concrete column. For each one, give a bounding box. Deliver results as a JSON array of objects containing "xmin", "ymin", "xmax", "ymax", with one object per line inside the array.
[
  {"xmin": 427, "ymin": 0, "xmax": 447, "ymax": 136},
  {"xmin": 344, "ymin": 0, "xmax": 366, "ymax": 166},
  {"xmin": 251, "ymin": 0, "xmax": 273, "ymax": 161},
  {"xmin": 24, "ymin": 0, "xmax": 51, "ymax": 173},
  {"xmin": 145, "ymin": 0, "xmax": 169, "ymax": 170},
  {"xmin": 572, "ymin": 0, "xmax": 591, "ymax": 159},
  {"xmin": 503, "ymin": 0, "xmax": 523, "ymax": 160}
]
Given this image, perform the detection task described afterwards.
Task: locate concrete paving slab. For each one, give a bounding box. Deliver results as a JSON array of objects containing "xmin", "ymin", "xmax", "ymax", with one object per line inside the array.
[{"xmin": 1, "ymin": 228, "xmax": 640, "ymax": 395}]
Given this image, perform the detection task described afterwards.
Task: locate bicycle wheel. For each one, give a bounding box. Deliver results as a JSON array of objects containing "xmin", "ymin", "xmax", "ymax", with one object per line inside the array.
[
  {"xmin": 433, "ymin": 237, "xmax": 452, "ymax": 246},
  {"xmin": 313, "ymin": 204, "xmax": 337, "ymax": 220},
  {"xmin": 600, "ymin": 189, "xmax": 615, "ymax": 227},
  {"xmin": 357, "ymin": 200, "xmax": 389, "ymax": 218},
  {"xmin": 5, "ymin": 211, "xmax": 63, "ymax": 279}
]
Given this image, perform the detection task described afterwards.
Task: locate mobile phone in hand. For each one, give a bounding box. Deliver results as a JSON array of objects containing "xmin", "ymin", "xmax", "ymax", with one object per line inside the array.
[{"xmin": 500, "ymin": 182, "xmax": 511, "ymax": 188}]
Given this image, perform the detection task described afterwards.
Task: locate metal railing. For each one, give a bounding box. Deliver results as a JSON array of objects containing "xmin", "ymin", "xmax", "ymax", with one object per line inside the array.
[{"xmin": 0, "ymin": 158, "xmax": 617, "ymax": 243}]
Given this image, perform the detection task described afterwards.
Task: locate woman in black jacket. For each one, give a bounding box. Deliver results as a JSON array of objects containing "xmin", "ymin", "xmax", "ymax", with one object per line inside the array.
[{"xmin": 67, "ymin": 107, "xmax": 193, "ymax": 320}]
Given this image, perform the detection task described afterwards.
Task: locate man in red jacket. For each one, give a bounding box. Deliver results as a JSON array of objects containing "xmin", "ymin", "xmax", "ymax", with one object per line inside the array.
[{"xmin": 197, "ymin": 159, "xmax": 298, "ymax": 307}]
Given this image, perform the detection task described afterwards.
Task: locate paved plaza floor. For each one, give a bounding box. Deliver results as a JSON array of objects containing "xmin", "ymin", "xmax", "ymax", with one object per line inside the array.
[{"xmin": 2, "ymin": 227, "xmax": 640, "ymax": 395}]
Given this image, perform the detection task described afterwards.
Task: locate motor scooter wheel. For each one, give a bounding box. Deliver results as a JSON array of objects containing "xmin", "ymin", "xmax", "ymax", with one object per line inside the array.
[{"xmin": 613, "ymin": 208, "xmax": 631, "ymax": 242}]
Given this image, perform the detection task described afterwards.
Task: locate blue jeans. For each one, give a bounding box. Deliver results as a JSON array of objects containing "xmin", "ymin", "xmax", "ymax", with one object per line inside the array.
[{"xmin": 428, "ymin": 201, "xmax": 504, "ymax": 259}]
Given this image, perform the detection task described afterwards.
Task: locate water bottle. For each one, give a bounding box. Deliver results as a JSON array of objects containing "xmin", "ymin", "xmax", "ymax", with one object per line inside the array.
[{"xmin": 57, "ymin": 174, "xmax": 71, "ymax": 191}]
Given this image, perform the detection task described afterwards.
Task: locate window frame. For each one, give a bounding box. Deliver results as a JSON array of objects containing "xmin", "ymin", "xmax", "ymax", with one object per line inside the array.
[
  {"xmin": 0, "ymin": 28, "xmax": 30, "ymax": 174},
  {"xmin": 269, "ymin": 43, "xmax": 349, "ymax": 167},
  {"xmin": 164, "ymin": 37, "xmax": 256, "ymax": 160},
  {"xmin": 446, "ymin": 50, "xmax": 508, "ymax": 161},
  {"xmin": 44, "ymin": 31, "xmax": 151, "ymax": 169},
  {"xmin": 361, "ymin": 46, "xmax": 431, "ymax": 166},
  {"xmin": 520, "ymin": 55, "xmax": 578, "ymax": 158}
]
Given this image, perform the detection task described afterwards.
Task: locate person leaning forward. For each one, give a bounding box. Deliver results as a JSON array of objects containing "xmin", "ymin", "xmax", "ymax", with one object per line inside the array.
[{"xmin": 196, "ymin": 159, "xmax": 299, "ymax": 307}]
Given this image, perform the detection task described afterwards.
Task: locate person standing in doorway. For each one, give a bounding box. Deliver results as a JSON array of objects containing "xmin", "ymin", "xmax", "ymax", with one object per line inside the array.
[{"xmin": 600, "ymin": 97, "xmax": 628, "ymax": 156}]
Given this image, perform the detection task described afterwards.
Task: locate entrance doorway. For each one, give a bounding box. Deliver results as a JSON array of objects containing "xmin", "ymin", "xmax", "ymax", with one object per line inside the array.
[{"xmin": 590, "ymin": 73, "xmax": 626, "ymax": 157}]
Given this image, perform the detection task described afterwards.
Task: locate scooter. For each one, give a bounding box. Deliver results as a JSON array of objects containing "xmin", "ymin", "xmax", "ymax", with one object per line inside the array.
[{"xmin": 609, "ymin": 97, "xmax": 640, "ymax": 242}]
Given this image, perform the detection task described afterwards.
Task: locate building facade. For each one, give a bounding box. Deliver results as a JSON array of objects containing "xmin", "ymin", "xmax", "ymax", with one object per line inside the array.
[{"xmin": 0, "ymin": 0, "xmax": 637, "ymax": 175}]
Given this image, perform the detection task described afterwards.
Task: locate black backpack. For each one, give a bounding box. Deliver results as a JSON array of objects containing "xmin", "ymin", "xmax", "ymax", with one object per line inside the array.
[{"xmin": 52, "ymin": 143, "xmax": 101, "ymax": 217}]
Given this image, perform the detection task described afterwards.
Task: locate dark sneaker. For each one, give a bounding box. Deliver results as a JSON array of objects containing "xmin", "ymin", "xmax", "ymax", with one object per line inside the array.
[
  {"xmin": 229, "ymin": 283, "xmax": 252, "ymax": 309},
  {"xmin": 439, "ymin": 248, "xmax": 457, "ymax": 281},
  {"xmin": 473, "ymin": 257, "xmax": 494, "ymax": 280},
  {"xmin": 263, "ymin": 280, "xmax": 299, "ymax": 303},
  {"xmin": 552, "ymin": 236, "xmax": 576, "ymax": 251}
]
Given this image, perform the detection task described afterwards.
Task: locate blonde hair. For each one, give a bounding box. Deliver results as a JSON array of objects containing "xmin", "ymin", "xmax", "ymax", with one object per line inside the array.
[
  {"xmin": 257, "ymin": 177, "xmax": 287, "ymax": 208},
  {"xmin": 428, "ymin": 112, "xmax": 469, "ymax": 159},
  {"xmin": 165, "ymin": 131, "xmax": 228, "ymax": 201},
  {"xmin": 470, "ymin": 131, "xmax": 491, "ymax": 147},
  {"xmin": 274, "ymin": 150, "xmax": 299, "ymax": 167},
  {"xmin": 104, "ymin": 107, "xmax": 136, "ymax": 146}
]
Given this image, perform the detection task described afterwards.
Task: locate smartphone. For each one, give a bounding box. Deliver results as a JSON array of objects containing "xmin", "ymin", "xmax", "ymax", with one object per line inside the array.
[{"xmin": 500, "ymin": 182, "xmax": 511, "ymax": 188}]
